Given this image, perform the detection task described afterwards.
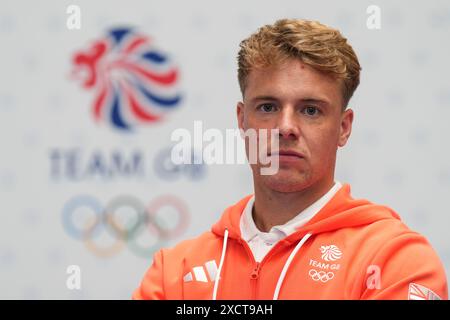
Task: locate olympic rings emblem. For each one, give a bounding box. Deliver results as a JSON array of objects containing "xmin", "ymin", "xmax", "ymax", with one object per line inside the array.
[
  {"xmin": 308, "ymin": 269, "xmax": 335, "ymax": 283},
  {"xmin": 62, "ymin": 194, "xmax": 189, "ymax": 258}
]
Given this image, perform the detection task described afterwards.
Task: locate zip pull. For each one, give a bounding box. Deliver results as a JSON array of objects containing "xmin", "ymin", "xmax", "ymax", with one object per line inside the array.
[{"xmin": 250, "ymin": 262, "xmax": 261, "ymax": 280}]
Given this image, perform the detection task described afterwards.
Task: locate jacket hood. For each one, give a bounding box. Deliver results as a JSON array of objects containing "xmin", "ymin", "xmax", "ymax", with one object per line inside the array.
[{"xmin": 211, "ymin": 184, "xmax": 401, "ymax": 243}]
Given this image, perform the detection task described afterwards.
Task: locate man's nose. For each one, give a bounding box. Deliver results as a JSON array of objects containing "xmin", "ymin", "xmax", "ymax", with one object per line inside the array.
[{"xmin": 277, "ymin": 107, "xmax": 299, "ymax": 140}]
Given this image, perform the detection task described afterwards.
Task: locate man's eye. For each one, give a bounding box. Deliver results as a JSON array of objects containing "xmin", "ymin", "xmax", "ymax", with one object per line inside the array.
[
  {"xmin": 303, "ymin": 106, "xmax": 319, "ymax": 116},
  {"xmin": 258, "ymin": 104, "xmax": 276, "ymax": 113}
]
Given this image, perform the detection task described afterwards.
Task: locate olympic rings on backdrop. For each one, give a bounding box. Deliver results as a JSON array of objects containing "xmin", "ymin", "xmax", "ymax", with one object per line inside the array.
[
  {"xmin": 62, "ymin": 194, "xmax": 190, "ymax": 258},
  {"xmin": 146, "ymin": 195, "xmax": 189, "ymax": 238}
]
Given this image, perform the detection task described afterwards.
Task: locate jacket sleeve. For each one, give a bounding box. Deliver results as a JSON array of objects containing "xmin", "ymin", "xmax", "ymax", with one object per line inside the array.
[
  {"xmin": 360, "ymin": 232, "xmax": 448, "ymax": 300},
  {"xmin": 132, "ymin": 250, "xmax": 165, "ymax": 300}
]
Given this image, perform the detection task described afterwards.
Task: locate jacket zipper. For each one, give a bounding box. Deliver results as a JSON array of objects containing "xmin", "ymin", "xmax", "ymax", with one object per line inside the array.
[
  {"xmin": 238, "ymin": 239, "xmax": 260, "ymax": 299},
  {"xmin": 239, "ymin": 237, "xmax": 301, "ymax": 299},
  {"xmin": 250, "ymin": 262, "xmax": 261, "ymax": 299}
]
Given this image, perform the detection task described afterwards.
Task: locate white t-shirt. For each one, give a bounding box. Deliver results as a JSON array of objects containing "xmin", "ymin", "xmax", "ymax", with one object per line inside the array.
[{"xmin": 239, "ymin": 181, "xmax": 342, "ymax": 262}]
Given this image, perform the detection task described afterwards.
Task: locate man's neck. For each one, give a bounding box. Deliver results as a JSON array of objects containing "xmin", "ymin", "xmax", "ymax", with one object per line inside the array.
[{"xmin": 252, "ymin": 178, "xmax": 335, "ymax": 232}]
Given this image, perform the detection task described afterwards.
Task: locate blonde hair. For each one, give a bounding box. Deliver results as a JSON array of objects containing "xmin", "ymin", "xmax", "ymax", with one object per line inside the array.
[{"xmin": 237, "ymin": 19, "xmax": 361, "ymax": 108}]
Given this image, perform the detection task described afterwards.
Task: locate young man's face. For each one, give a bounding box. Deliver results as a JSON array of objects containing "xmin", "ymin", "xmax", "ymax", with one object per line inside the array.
[{"xmin": 237, "ymin": 58, "xmax": 353, "ymax": 193}]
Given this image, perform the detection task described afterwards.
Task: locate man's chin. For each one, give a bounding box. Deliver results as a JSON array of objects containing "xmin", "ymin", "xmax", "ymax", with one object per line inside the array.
[{"xmin": 262, "ymin": 174, "xmax": 310, "ymax": 193}]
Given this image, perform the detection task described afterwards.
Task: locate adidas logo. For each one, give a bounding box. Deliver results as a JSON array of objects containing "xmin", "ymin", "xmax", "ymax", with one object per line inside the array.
[{"xmin": 183, "ymin": 260, "xmax": 218, "ymax": 283}]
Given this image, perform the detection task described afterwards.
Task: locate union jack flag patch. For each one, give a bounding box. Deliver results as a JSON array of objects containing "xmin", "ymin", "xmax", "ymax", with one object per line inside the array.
[{"xmin": 408, "ymin": 283, "xmax": 442, "ymax": 300}]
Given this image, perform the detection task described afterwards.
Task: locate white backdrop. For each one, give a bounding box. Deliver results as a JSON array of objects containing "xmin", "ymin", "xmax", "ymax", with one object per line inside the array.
[{"xmin": 1, "ymin": 0, "xmax": 449, "ymax": 299}]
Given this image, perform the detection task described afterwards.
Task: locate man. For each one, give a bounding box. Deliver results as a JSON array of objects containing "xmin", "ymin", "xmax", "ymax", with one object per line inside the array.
[{"xmin": 133, "ymin": 19, "xmax": 448, "ymax": 300}]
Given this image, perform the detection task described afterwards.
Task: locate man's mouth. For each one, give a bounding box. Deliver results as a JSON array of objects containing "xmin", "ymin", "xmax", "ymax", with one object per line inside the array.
[
  {"xmin": 269, "ymin": 150, "xmax": 304, "ymax": 158},
  {"xmin": 269, "ymin": 149, "xmax": 305, "ymax": 161}
]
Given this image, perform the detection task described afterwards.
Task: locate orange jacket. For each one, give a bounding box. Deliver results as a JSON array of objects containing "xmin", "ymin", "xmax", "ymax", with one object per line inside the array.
[{"xmin": 133, "ymin": 184, "xmax": 448, "ymax": 300}]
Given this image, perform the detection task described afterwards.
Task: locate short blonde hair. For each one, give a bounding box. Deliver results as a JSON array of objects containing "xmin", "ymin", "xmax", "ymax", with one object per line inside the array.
[{"xmin": 237, "ymin": 19, "xmax": 361, "ymax": 108}]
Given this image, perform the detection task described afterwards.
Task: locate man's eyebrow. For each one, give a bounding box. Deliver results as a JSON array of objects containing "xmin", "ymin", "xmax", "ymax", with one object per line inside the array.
[
  {"xmin": 250, "ymin": 96, "xmax": 279, "ymax": 103},
  {"xmin": 250, "ymin": 96, "xmax": 330, "ymax": 106},
  {"xmin": 300, "ymin": 98, "xmax": 330, "ymax": 106}
]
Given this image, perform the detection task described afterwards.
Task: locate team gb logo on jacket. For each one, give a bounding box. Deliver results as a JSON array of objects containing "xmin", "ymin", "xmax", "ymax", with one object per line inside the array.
[
  {"xmin": 308, "ymin": 244, "xmax": 343, "ymax": 283},
  {"xmin": 320, "ymin": 245, "xmax": 342, "ymax": 261}
]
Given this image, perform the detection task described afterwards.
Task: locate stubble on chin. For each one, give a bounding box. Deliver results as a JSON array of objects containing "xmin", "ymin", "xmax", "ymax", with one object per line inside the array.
[{"xmin": 254, "ymin": 166, "xmax": 313, "ymax": 193}]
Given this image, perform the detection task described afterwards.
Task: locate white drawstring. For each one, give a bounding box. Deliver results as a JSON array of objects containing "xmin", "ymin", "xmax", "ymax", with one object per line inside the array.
[
  {"xmin": 273, "ymin": 232, "xmax": 312, "ymax": 300},
  {"xmin": 212, "ymin": 228, "xmax": 229, "ymax": 300}
]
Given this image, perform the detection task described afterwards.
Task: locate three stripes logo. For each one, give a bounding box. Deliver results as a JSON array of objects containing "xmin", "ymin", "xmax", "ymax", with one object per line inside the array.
[{"xmin": 184, "ymin": 260, "xmax": 218, "ymax": 283}]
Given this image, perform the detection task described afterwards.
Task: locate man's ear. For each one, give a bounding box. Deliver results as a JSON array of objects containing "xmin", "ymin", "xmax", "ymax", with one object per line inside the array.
[
  {"xmin": 237, "ymin": 101, "xmax": 245, "ymax": 131},
  {"xmin": 338, "ymin": 108, "xmax": 354, "ymax": 147}
]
